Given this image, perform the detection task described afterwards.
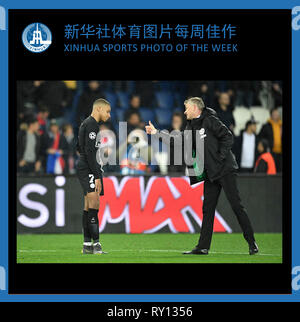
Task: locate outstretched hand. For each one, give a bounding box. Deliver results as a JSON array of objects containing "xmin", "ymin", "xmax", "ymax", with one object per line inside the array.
[{"xmin": 145, "ymin": 120, "xmax": 157, "ymax": 135}]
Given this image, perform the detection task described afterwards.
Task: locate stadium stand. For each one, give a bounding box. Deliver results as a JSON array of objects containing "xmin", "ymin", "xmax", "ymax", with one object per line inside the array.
[
  {"xmin": 139, "ymin": 107, "xmax": 156, "ymax": 124},
  {"xmin": 116, "ymin": 91, "xmax": 130, "ymax": 109},
  {"xmin": 232, "ymin": 107, "xmax": 252, "ymax": 136},
  {"xmin": 17, "ymin": 80, "xmax": 283, "ymax": 175},
  {"xmin": 103, "ymin": 91, "xmax": 118, "ymax": 108},
  {"xmin": 155, "ymin": 108, "xmax": 173, "ymax": 128},
  {"xmin": 155, "ymin": 91, "xmax": 175, "ymax": 109}
]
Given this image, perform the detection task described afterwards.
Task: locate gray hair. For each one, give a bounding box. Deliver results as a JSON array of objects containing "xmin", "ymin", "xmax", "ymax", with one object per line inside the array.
[{"xmin": 184, "ymin": 97, "xmax": 205, "ymax": 110}]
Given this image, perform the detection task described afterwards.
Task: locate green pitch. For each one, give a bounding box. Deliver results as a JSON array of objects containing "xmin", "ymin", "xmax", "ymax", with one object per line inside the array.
[{"xmin": 17, "ymin": 233, "xmax": 282, "ymax": 264}]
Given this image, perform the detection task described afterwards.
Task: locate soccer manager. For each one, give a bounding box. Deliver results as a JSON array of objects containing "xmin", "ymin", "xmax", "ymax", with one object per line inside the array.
[{"xmin": 145, "ymin": 97, "xmax": 258, "ymax": 255}]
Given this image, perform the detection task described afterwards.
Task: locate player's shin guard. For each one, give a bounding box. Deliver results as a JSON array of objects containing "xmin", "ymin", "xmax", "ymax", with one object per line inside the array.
[
  {"xmin": 88, "ymin": 208, "xmax": 99, "ymax": 243},
  {"xmin": 82, "ymin": 210, "xmax": 92, "ymax": 243}
]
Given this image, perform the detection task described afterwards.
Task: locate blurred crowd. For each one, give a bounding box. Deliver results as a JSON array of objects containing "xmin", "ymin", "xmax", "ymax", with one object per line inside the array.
[{"xmin": 17, "ymin": 80, "xmax": 283, "ymax": 176}]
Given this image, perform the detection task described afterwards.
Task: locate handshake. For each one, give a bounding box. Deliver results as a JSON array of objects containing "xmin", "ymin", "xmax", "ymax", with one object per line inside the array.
[{"xmin": 145, "ymin": 121, "xmax": 158, "ymax": 135}]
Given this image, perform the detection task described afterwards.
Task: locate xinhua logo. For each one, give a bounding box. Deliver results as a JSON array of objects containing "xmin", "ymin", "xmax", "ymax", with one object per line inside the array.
[
  {"xmin": 22, "ymin": 22, "xmax": 52, "ymax": 53},
  {"xmin": 0, "ymin": 266, "xmax": 6, "ymax": 291}
]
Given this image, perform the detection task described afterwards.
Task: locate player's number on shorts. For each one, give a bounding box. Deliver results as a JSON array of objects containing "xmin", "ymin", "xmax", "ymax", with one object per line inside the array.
[{"xmin": 89, "ymin": 174, "xmax": 95, "ymax": 189}]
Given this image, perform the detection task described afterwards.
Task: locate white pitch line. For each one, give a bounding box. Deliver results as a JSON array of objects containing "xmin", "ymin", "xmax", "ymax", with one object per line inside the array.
[
  {"xmin": 210, "ymin": 251, "xmax": 281, "ymax": 257},
  {"xmin": 19, "ymin": 250, "xmax": 58, "ymax": 253},
  {"xmin": 18, "ymin": 249, "xmax": 282, "ymax": 257},
  {"xmin": 140, "ymin": 250, "xmax": 281, "ymax": 256}
]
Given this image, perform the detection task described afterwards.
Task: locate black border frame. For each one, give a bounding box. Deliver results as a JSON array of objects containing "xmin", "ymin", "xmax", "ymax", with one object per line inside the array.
[{"xmin": 9, "ymin": 9, "xmax": 292, "ymax": 295}]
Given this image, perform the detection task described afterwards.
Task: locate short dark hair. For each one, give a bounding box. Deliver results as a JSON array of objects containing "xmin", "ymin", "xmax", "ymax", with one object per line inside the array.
[
  {"xmin": 62, "ymin": 123, "xmax": 73, "ymax": 133},
  {"xmin": 93, "ymin": 98, "xmax": 110, "ymax": 108},
  {"xmin": 129, "ymin": 111, "xmax": 140, "ymax": 118},
  {"xmin": 245, "ymin": 120, "xmax": 257, "ymax": 130},
  {"xmin": 172, "ymin": 111, "xmax": 183, "ymax": 118},
  {"xmin": 27, "ymin": 117, "xmax": 38, "ymax": 126},
  {"xmin": 37, "ymin": 104, "xmax": 49, "ymax": 113},
  {"xmin": 259, "ymin": 139, "xmax": 270, "ymax": 152},
  {"xmin": 130, "ymin": 93, "xmax": 140, "ymax": 99},
  {"xmin": 270, "ymin": 107, "xmax": 279, "ymax": 115}
]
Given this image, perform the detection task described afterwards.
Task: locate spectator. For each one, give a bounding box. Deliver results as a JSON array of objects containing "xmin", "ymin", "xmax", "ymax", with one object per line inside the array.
[
  {"xmin": 272, "ymin": 81, "xmax": 282, "ymax": 108},
  {"xmin": 258, "ymin": 107, "xmax": 282, "ymax": 172},
  {"xmin": 126, "ymin": 111, "xmax": 144, "ymax": 134},
  {"xmin": 198, "ymin": 82, "xmax": 211, "ymax": 106},
  {"xmin": 187, "ymin": 81, "xmax": 215, "ymax": 107},
  {"xmin": 118, "ymin": 110, "xmax": 143, "ymax": 145},
  {"xmin": 63, "ymin": 80, "xmax": 77, "ymax": 106},
  {"xmin": 124, "ymin": 94, "xmax": 142, "ymax": 122},
  {"xmin": 168, "ymin": 112, "xmax": 185, "ymax": 174},
  {"xmin": 135, "ymin": 81, "xmax": 155, "ymax": 107},
  {"xmin": 169, "ymin": 111, "xmax": 184, "ymax": 132},
  {"xmin": 36, "ymin": 105, "xmax": 50, "ymax": 136},
  {"xmin": 118, "ymin": 129, "xmax": 157, "ymax": 175},
  {"xmin": 214, "ymin": 81, "xmax": 232, "ymax": 94},
  {"xmin": 173, "ymin": 81, "xmax": 188, "ymax": 108},
  {"xmin": 233, "ymin": 119, "xmax": 258, "ymax": 173},
  {"xmin": 63, "ymin": 80, "xmax": 77, "ymax": 90},
  {"xmin": 45, "ymin": 120, "xmax": 68, "ymax": 174},
  {"xmin": 76, "ymin": 80, "xmax": 104, "ymax": 126},
  {"xmin": 62, "ymin": 124, "xmax": 77, "ymax": 174},
  {"xmin": 215, "ymin": 92, "xmax": 235, "ymax": 133},
  {"xmin": 231, "ymin": 81, "xmax": 260, "ymax": 108},
  {"xmin": 34, "ymin": 81, "xmax": 72, "ymax": 123},
  {"xmin": 17, "ymin": 81, "xmax": 38, "ymax": 121},
  {"xmin": 254, "ymin": 139, "xmax": 276, "ymax": 174},
  {"xmin": 17, "ymin": 117, "xmax": 42, "ymax": 174},
  {"xmin": 258, "ymin": 81, "xmax": 273, "ymax": 109},
  {"xmin": 18, "ymin": 110, "xmax": 35, "ymax": 131}
]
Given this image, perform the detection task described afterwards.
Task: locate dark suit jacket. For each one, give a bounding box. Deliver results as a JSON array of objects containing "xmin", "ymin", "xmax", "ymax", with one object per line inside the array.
[{"xmin": 155, "ymin": 107, "xmax": 238, "ymax": 184}]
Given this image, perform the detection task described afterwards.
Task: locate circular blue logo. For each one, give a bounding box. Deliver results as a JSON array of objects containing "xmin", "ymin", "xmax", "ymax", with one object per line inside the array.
[{"xmin": 22, "ymin": 23, "xmax": 52, "ymax": 53}]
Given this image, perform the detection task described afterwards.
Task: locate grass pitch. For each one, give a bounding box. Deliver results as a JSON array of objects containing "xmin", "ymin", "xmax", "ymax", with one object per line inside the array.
[{"xmin": 17, "ymin": 233, "xmax": 282, "ymax": 264}]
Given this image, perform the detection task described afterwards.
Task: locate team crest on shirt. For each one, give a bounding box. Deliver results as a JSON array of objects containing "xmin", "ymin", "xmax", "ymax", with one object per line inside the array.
[
  {"xmin": 89, "ymin": 132, "xmax": 96, "ymax": 140},
  {"xmin": 199, "ymin": 128, "xmax": 206, "ymax": 139}
]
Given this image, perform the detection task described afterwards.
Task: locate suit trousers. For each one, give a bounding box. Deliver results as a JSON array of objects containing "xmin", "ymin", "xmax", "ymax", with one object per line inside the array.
[{"xmin": 197, "ymin": 171, "xmax": 255, "ymax": 250}]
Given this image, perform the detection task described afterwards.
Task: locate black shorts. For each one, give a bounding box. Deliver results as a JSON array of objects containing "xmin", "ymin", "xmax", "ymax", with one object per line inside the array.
[{"xmin": 77, "ymin": 168, "xmax": 104, "ymax": 196}]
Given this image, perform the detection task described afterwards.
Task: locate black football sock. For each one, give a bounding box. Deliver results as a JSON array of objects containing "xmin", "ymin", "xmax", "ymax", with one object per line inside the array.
[
  {"xmin": 82, "ymin": 210, "xmax": 92, "ymax": 243},
  {"xmin": 88, "ymin": 208, "xmax": 99, "ymax": 243}
]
